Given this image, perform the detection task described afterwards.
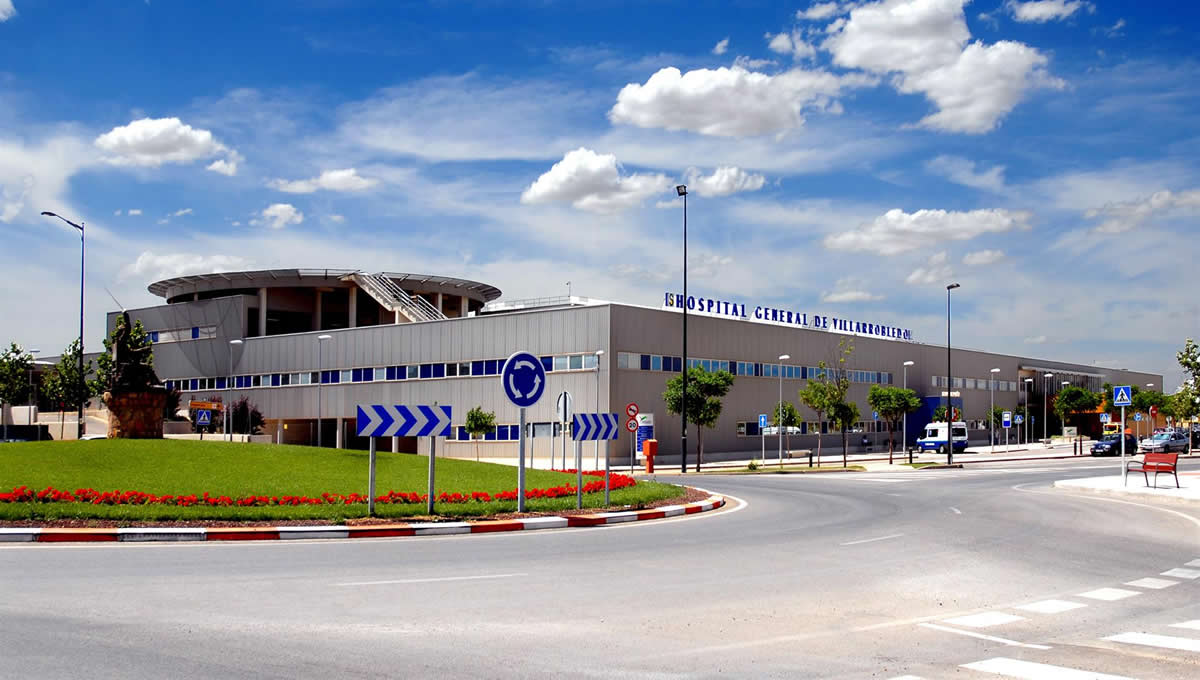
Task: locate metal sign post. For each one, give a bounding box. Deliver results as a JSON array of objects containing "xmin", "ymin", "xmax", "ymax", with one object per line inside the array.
[
  {"xmin": 1113, "ymin": 386, "xmax": 1132, "ymax": 487},
  {"xmin": 1002, "ymin": 411, "xmax": 1012, "ymax": 455},
  {"xmin": 356, "ymin": 403, "xmax": 452, "ymax": 516},
  {"xmin": 1121, "ymin": 405, "xmax": 1127, "ymax": 485},
  {"xmin": 502, "ymin": 351, "xmax": 547, "ymax": 513},
  {"xmin": 626, "ymin": 403, "xmax": 639, "ymax": 473},
  {"xmin": 758, "ymin": 413, "xmax": 769, "ymax": 467}
]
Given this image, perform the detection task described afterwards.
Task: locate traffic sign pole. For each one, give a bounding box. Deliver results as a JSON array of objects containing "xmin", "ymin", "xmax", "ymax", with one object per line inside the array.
[
  {"xmin": 1120, "ymin": 405, "xmax": 1126, "ymax": 486},
  {"xmin": 368, "ymin": 437, "xmax": 377, "ymax": 516},
  {"xmin": 428, "ymin": 428, "xmax": 437, "ymax": 515},
  {"xmin": 575, "ymin": 438, "xmax": 583, "ymax": 510},
  {"xmin": 518, "ymin": 407, "xmax": 526, "ymax": 512}
]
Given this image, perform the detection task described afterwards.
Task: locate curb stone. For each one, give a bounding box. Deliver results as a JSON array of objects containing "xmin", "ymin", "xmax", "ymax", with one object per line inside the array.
[{"xmin": 0, "ymin": 494, "xmax": 725, "ymax": 544}]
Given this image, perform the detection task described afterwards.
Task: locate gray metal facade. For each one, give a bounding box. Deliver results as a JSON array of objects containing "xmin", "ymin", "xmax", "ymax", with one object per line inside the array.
[{"xmin": 115, "ymin": 298, "xmax": 1161, "ymax": 458}]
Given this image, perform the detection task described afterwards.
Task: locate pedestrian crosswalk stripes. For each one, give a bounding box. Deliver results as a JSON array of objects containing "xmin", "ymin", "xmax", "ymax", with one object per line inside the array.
[
  {"xmin": 1014, "ymin": 599, "xmax": 1086, "ymax": 614},
  {"xmin": 1123, "ymin": 577, "xmax": 1178, "ymax": 589},
  {"xmin": 962, "ymin": 657, "xmax": 1136, "ymax": 679},
  {"xmin": 1105, "ymin": 631, "xmax": 1200, "ymax": 653},
  {"xmin": 1077, "ymin": 587, "xmax": 1141, "ymax": 601},
  {"xmin": 942, "ymin": 612, "xmax": 1026, "ymax": 628},
  {"xmin": 1160, "ymin": 567, "xmax": 1200, "ymax": 579},
  {"xmin": 1169, "ymin": 619, "xmax": 1200, "ymax": 630}
]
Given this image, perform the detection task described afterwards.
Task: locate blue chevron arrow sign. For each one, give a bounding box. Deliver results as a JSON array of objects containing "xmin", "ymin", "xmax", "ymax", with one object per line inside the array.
[
  {"xmin": 571, "ymin": 413, "xmax": 620, "ymax": 441},
  {"xmin": 356, "ymin": 404, "xmax": 453, "ymax": 437}
]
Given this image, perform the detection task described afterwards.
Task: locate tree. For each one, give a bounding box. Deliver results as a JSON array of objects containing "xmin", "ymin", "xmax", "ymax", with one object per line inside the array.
[
  {"xmin": 1131, "ymin": 389, "xmax": 1167, "ymax": 428},
  {"xmin": 38, "ymin": 340, "xmax": 96, "ymax": 440},
  {"xmin": 465, "ymin": 406, "xmax": 497, "ymax": 461},
  {"xmin": 1167, "ymin": 384, "xmax": 1198, "ymax": 455},
  {"xmin": 227, "ymin": 396, "xmax": 264, "ymax": 435},
  {"xmin": 798, "ymin": 369, "xmax": 833, "ymax": 466},
  {"xmin": 1178, "ymin": 338, "xmax": 1200, "ymax": 384},
  {"xmin": 0, "ymin": 342, "xmax": 33, "ymax": 440},
  {"xmin": 867, "ymin": 384, "xmax": 921, "ymax": 463},
  {"xmin": 1053, "ymin": 385, "xmax": 1102, "ymax": 450},
  {"xmin": 771, "ymin": 400, "xmax": 801, "ymax": 463},
  {"xmin": 830, "ymin": 400, "xmax": 860, "ymax": 468},
  {"xmin": 663, "ymin": 366, "xmax": 735, "ymax": 471}
]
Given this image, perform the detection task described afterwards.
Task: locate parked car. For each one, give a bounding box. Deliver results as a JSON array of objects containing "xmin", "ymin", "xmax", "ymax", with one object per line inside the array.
[
  {"xmin": 1139, "ymin": 431, "xmax": 1188, "ymax": 454},
  {"xmin": 1091, "ymin": 434, "xmax": 1138, "ymax": 457}
]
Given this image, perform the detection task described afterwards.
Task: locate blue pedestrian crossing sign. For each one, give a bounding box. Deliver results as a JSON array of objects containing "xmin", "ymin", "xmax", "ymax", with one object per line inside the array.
[
  {"xmin": 195, "ymin": 409, "xmax": 212, "ymax": 426},
  {"xmin": 1014, "ymin": 414, "xmax": 1024, "ymax": 424},
  {"xmin": 1113, "ymin": 385, "xmax": 1132, "ymax": 407},
  {"xmin": 758, "ymin": 414, "xmax": 768, "ymax": 429},
  {"xmin": 1134, "ymin": 412, "xmax": 1143, "ymax": 422},
  {"xmin": 1099, "ymin": 413, "xmax": 1110, "ymax": 424}
]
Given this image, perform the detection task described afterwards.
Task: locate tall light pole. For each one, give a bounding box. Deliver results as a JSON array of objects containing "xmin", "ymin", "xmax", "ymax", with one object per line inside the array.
[
  {"xmin": 989, "ymin": 367, "xmax": 1000, "ymax": 453},
  {"xmin": 27, "ymin": 349, "xmax": 41, "ymax": 429},
  {"xmin": 317, "ymin": 334, "xmax": 332, "ymax": 447},
  {"xmin": 227, "ymin": 339, "xmax": 243, "ymax": 441},
  {"xmin": 40, "ymin": 211, "xmax": 85, "ymax": 438},
  {"xmin": 778, "ymin": 353, "xmax": 790, "ymax": 466},
  {"xmin": 676, "ymin": 184, "xmax": 689, "ymax": 473},
  {"xmin": 945, "ymin": 283, "xmax": 960, "ymax": 465},
  {"xmin": 594, "ymin": 349, "xmax": 604, "ymax": 469},
  {"xmin": 1023, "ymin": 377, "xmax": 1033, "ymax": 446},
  {"xmin": 1043, "ymin": 372, "xmax": 1053, "ymax": 443},
  {"xmin": 903, "ymin": 360, "xmax": 914, "ymax": 462}
]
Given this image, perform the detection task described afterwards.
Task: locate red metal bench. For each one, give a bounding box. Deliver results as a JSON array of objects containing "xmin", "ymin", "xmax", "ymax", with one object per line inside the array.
[{"xmin": 1126, "ymin": 452, "xmax": 1179, "ymax": 489}]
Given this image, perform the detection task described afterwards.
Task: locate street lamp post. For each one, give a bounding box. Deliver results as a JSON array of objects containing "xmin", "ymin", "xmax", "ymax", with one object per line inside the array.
[
  {"xmin": 1062, "ymin": 380, "xmax": 1071, "ymax": 452},
  {"xmin": 676, "ymin": 184, "xmax": 689, "ymax": 473},
  {"xmin": 228, "ymin": 339, "xmax": 243, "ymax": 441},
  {"xmin": 778, "ymin": 353, "xmax": 790, "ymax": 467},
  {"xmin": 903, "ymin": 360, "xmax": 914, "ymax": 464},
  {"xmin": 316, "ymin": 334, "xmax": 332, "ymax": 447},
  {"xmin": 594, "ymin": 349, "xmax": 604, "ymax": 469},
  {"xmin": 1043, "ymin": 373, "xmax": 1053, "ymax": 444},
  {"xmin": 40, "ymin": 211, "xmax": 85, "ymax": 438},
  {"xmin": 945, "ymin": 283, "xmax": 960, "ymax": 465},
  {"xmin": 989, "ymin": 367, "xmax": 1000, "ymax": 454},
  {"xmin": 27, "ymin": 349, "xmax": 40, "ymax": 431}
]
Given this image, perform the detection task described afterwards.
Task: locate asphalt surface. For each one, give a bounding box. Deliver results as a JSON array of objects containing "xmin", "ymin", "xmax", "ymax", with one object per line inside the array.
[{"xmin": 2, "ymin": 457, "xmax": 1198, "ymax": 679}]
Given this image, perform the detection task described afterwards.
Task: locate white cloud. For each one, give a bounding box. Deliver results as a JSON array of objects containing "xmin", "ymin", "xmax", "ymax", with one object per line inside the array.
[
  {"xmin": 1024, "ymin": 334, "xmax": 1047, "ymax": 344},
  {"xmin": 0, "ymin": 1, "xmax": 14, "ymax": 22},
  {"xmin": 685, "ymin": 166, "xmax": 766, "ymax": 197},
  {"xmin": 94, "ymin": 117, "xmax": 231, "ymax": 167},
  {"xmin": 0, "ymin": 134, "xmax": 95, "ymax": 224},
  {"xmin": 520, "ymin": 148, "xmax": 673, "ymax": 213},
  {"xmin": 712, "ymin": 38, "xmax": 729, "ymax": 55},
  {"xmin": 766, "ymin": 30, "xmax": 817, "ymax": 60},
  {"xmin": 1102, "ymin": 18, "xmax": 1126, "ymax": 38},
  {"xmin": 798, "ymin": 2, "xmax": 843, "ymax": 20},
  {"xmin": 260, "ymin": 203, "xmax": 303, "ymax": 229},
  {"xmin": 121, "ymin": 252, "xmax": 255, "ymax": 282},
  {"xmin": 821, "ymin": 277, "xmax": 885, "ymax": 302},
  {"xmin": 268, "ymin": 168, "xmax": 378, "ymax": 194},
  {"xmin": 609, "ymin": 66, "xmax": 871, "ymax": 137},
  {"xmin": 962, "ymin": 249, "xmax": 1005, "ymax": 265},
  {"xmin": 127, "ymin": 208, "xmax": 142, "ymax": 216},
  {"xmin": 172, "ymin": 208, "xmax": 193, "ymax": 217},
  {"xmin": 1007, "ymin": 0, "xmax": 1094, "ymax": 23},
  {"xmin": 905, "ymin": 251, "xmax": 953, "ymax": 285},
  {"xmin": 328, "ymin": 214, "xmax": 345, "ymax": 223},
  {"xmin": 1084, "ymin": 189, "xmax": 1200, "ymax": 234},
  {"xmin": 732, "ymin": 56, "xmax": 779, "ymax": 70},
  {"xmin": 113, "ymin": 209, "xmax": 121, "ymax": 216},
  {"xmin": 925, "ymin": 155, "xmax": 1006, "ymax": 192},
  {"xmin": 822, "ymin": 0, "xmax": 1064, "ymax": 134},
  {"xmin": 824, "ymin": 207, "xmax": 1032, "ymax": 255},
  {"xmin": 206, "ymin": 150, "xmax": 243, "ymax": 176}
]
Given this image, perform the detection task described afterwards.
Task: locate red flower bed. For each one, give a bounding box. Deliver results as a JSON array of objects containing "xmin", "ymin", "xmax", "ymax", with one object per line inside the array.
[{"xmin": 0, "ymin": 471, "xmax": 637, "ymax": 507}]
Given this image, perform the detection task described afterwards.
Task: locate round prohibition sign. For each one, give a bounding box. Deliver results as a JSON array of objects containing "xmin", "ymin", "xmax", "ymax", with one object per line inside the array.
[
  {"xmin": 626, "ymin": 402, "xmax": 639, "ymax": 418},
  {"xmin": 625, "ymin": 417, "xmax": 638, "ymax": 433}
]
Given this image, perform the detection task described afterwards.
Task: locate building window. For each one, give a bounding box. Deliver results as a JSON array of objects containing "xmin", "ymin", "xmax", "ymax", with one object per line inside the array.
[
  {"xmin": 407, "ymin": 365, "xmax": 420, "ymax": 379},
  {"xmin": 445, "ymin": 363, "xmax": 458, "ymax": 377},
  {"xmin": 569, "ymin": 354, "xmax": 583, "ymax": 370},
  {"xmin": 583, "ymin": 354, "xmax": 598, "ymax": 370}
]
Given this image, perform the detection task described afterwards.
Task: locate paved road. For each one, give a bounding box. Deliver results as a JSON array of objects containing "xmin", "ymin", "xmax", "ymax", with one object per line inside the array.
[{"xmin": 2, "ymin": 458, "xmax": 1198, "ymax": 679}]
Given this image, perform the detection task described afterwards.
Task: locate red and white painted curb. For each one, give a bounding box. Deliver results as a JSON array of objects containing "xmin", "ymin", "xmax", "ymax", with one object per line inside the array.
[{"xmin": 0, "ymin": 494, "xmax": 725, "ymax": 543}]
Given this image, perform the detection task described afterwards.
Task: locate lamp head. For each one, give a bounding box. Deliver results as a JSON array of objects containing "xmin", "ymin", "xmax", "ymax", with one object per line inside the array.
[
  {"xmin": 947, "ymin": 283, "xmax": 961, "ymax": 290},
  {"xmin": 675, "ymin": 185, "xmax": 687, "ymax": 196},
  {"xmin": 1024, "ymin": 377, "xmax": 1033, "ymax": 383},
  {"xmin": 595, "ymin": 349, "xmax": 605, "ymax": 357},
  {"xmin": 903, "ymin": 360, "xmax": 914, "ymax": 366},
  {"xmin": 317, "ymin": 334, "xmax": 332, "ymax": 341},
  {"xmin": 990, "ymin": 367, "xmax": 1000, "ymax": 373},
  {"xmin": 779, "ymin": 354, "xmax": 790, "ymax": 361},
  {"xmin": 229, "ymin": 339, "xmax": 243, "ymax": 346},
  {"xmin": 40, "ymin": 211, "xmax": 56, "ymax": 217}
]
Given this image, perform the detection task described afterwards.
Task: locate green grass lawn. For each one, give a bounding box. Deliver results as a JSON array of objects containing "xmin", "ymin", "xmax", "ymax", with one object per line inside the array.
[{"xmin": 0, "ymin": 440, "xmax": 682, "ymax": 522}]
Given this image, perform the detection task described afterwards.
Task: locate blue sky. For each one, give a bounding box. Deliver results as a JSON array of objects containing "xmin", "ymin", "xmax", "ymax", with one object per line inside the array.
[{"xmin": 1, "ymin": 0, "xmax": 1197, "ymax": 389}]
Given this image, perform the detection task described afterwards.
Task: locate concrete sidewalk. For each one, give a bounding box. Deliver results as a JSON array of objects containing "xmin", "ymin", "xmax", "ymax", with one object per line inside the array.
[{"xmin": 1055, "ymin": 469, "xmax": 1200, "ymax": 508}]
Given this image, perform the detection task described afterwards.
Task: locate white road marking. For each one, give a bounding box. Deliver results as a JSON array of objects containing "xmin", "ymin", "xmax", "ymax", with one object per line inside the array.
[
  {"xmin": 1124, "ymin": 577, "xmax": 1179, "ymax": 589},
  {"xmin": 942, "ymin": 611, "xmax": 1025, "ymax": 628},
  {"xmin": 1105, "ymin": 631, "xmax": 1200, "ymax": 653},
  {"xmin": 840, "ymin": 533, "xmax": 905, "ymax": 546},
  {"xmin": 887, "ymin": 676, "xmax": 925, "ymax": 680},
  {"xmin": 962, "ymin": 657, "xmax": 1135, "ymax": 679},
  {"xmin": 1161, "ymin": 567, "xmax": 1200, "ymax": 579},
  {"xmin": 1186, "ymin": 558, "xmax": 1200, "ymax": 567},
  {"xmin": 1015, "ymin": 599, "xmax": 1086, "ymax": 614},
  {"xmin": 1077, "ymin": 587, "xmax": 1141, "ymax": 601},
  {"xmin": 1169, "ymin": 620, "xmax": 1200, "ymax": 630},
  {"xmin": 917, "ymin": 623, "xmax": 1051, "ymax": 650},
  {"xmin": 334, "ymin": 572, "xmax": 527, "ymax": 587},
  {"xmin": 949, "ymin": 506, "xmax": 962, "ymax": 514}
]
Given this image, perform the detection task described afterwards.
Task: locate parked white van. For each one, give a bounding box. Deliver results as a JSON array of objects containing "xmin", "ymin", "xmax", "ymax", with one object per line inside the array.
[{"xmin": 917, "ymin": 421, "xmax": 969, "ymax": 454}]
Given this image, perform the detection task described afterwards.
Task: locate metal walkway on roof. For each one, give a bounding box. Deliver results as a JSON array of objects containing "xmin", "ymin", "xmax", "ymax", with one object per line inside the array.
[{"xmin": 349, "ymin": 272, "xmax": 447, "ymax": 323}]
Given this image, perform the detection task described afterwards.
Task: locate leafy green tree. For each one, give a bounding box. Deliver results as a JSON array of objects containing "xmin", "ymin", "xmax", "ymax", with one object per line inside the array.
[
  {"xmin": 227, "ymin": 396, "xmax": 264, "ymax": 435},
  {"xmin": 1178, "ymin": 338, "xmax": 1200, "ymax": 384},
  {"xmin": 0, "ymin": 342, "xmax": 33, "ymax": 440},
  {"xmin": 771, "ymin": 400, "xmax": 801, "ymax": 460},
  {"xmin": 798, "ymin": 368, "xmax": 833, "ymax": 465},
  {"xmin": 38, "ymin": 340, "xmax": 96, "ymax": 440},
  {"xmin": 867, "ymin": 384, "xmax": 921, "ymax": 463},
  {"xmin": 799, "ymin": 339, "xmax": 854, "ymax": 466},
  {"xmin": 1053, "ymin": 385, "xmax": 1102, "ymax": 449},
  {"xmin": 1167, "ymin": 385, "xmax": 1198, "ymax": 454},
  {"xmin": 40, "ymin": 365, "xmax": 67, "ymax": 439},
  {"xmin": 663, "ymin": 366, "xmax": 735, "ymax": 471},
  {"xmin": 830, "ymin": 400, "xmax": 861, "ymax": 468},
  {"xmin": 465, "ymin": 406, "xmax": 497, "ymax": 461}
]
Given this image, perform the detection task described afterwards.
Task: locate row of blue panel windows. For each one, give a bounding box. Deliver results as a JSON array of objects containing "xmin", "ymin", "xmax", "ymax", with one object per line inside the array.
[
  {"xmin": 165, "ymin": 353, "xmax": 600, "ymax": 393},
  {"xmin": 614, "ymin": 352, "xmax": 894, "ymax": 385}
]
